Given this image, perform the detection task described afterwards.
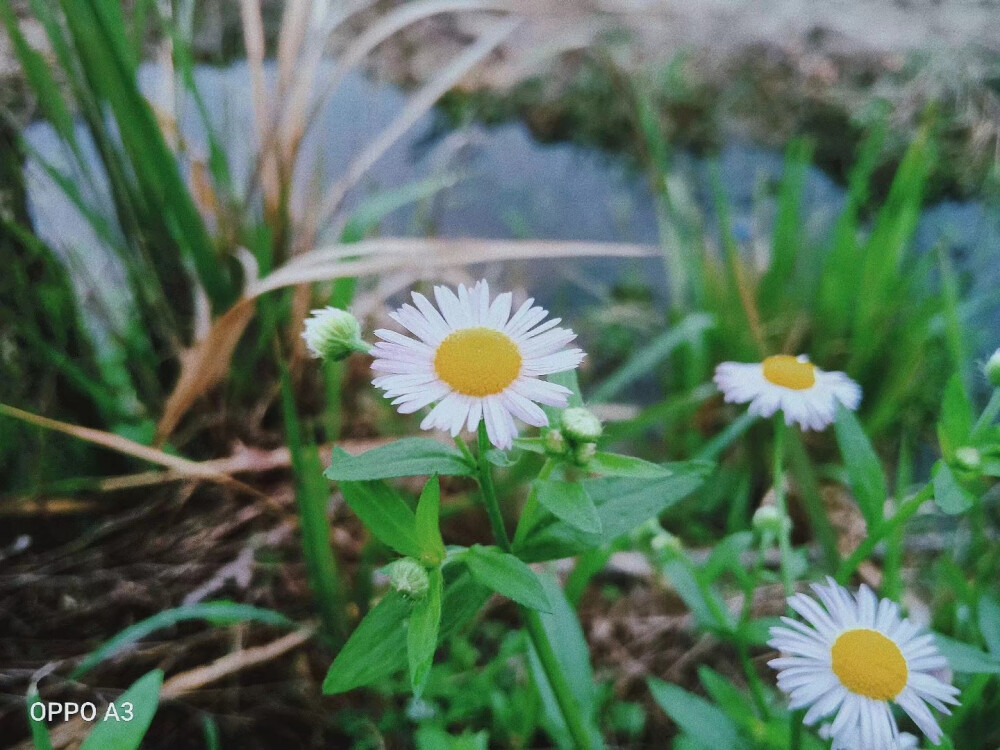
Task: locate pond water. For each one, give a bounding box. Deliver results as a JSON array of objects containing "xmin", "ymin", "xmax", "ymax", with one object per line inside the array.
[{"xmin": 23, "ymin": 61, "xmax": 1000, "ymax": 359}]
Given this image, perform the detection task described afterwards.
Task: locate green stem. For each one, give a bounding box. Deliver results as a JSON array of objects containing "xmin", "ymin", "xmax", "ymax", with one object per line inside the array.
[
  {"xmin": 835, "ymin": 483, "xmax": 933, "ymax": 584},
  {"xmin": 476, "ymin": 424, "xmax": 511, "ymax": 552},
  {"xmin": 474, "ymin": 423, "xmax": 593, "ymax": 749},
  {"xmin": 513, "ymin": 458, "xmax": 555, "ymax": 547},
  {"xmin": 772, "ymin": 418, "xmax": 794, "ymax": 598},
  {"xmin": 973, "ymin": 388, "xmax": 1000, "ymax": 436}
]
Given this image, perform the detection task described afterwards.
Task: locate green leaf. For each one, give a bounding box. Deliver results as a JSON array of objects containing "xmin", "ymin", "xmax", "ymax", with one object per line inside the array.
[
  {"xmin": 663, "ymin": 559, "xmax": 735, "ymax": 632},
  {"xmin": 512, "ymin": 437, "xmax": 546, "ymax": 454},
  {"xmin": 589, "ymin": 452, "xmax": 672, "ymax": 478},
  {"xmin": 415, "ymin": 726, "xmax": 489, "ymax": 750},
  {"xmin": 932, "ymin": 461, "xmax": 975, "ymax": 515},
  {"xmin": 408, "ymin": 568, "xmax": 443, "ymax": 697},
  {"xmin": 323, "ymin": 569, "xmax": 490, "ymax": 694},
  {"xmin": 937, "ymin": 374, "xmax": 973, "ymax": 457},
  {"xmin": 26, "ymin": 694, "xmax": 53, "ymax": 750},
  {"xmin": 698, "ymin": 667, "xmax": 754, "ymax": 727},
  {"xmin": 590, "ymin": 314, "xmax": 715, "ymax": 403},
  {"xmin": 339, "ymin": 481, "xmax": 422, "ymax": 558},
  {"xmin": 325, "ymin": 439, "xmax": 474, "ymax": 481},
  {"xmin": 525, "ymin": 573, "xmax": 603, "ymax": 748},
  {"xmin": 71, "ymin": 602, "xmax": 295, "ymax": 678},
  {"xmin": 534, "ymin": 480, "xmax": 602, "ymax": 534},
  {"xmin": 515, "ymin": 463, "xmax": 710, "ymax": 562},
  {"xmin": 80, "ymin": 669, "xmax": 163, "ymax": 750},
  {"xmin": 464, "ymin": 545, "xmax": 551, "ymax": 612},
  {"xmin": 933, "ymin": 633, "xmax": 1000, "ymax": 674},
  {"xmin": 834, "ymin": 402, "xmax": 887, "ymax": 530},
  {"xmin": 648, "ymin": 678, "xmax": 749, "ymax": 749},
  {"xmin": 979, "ymin": 595, "xmax": 1000, "ymax": 656},
  {"xmin": 415, "ymin": 476, "xmax": 446, "ymax": 564}
]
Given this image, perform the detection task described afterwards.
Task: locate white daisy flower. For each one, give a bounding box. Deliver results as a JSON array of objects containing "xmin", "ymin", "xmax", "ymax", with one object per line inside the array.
[
  {"xmin": 370, "ymin": 281, "xmax": 585, "ymax": 449},
  {"xmin": 769, "ymin": 578, "xmax": 960, "ymax": 750},
  {"xmin": 819, "ymin": 724, "xmax": 919, "ymax": 749},
  {"xmin": 713, "ymin": 354, "xmax": 861, "ymax": 430}
]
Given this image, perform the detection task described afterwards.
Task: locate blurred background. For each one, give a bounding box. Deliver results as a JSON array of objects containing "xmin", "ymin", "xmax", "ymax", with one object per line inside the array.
[{"xmin": 1, "ymin": 1, "xmax": 999, "ymax": 747}]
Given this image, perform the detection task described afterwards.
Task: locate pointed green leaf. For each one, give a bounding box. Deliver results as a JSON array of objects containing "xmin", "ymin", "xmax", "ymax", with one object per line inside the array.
[
  {"xmin": 465, "ymin": 545, "xmax": 551, "ymax": 612},
  {"xmin": 26, "ymin": 694, "xmax": 53, "ymax": 750},
  {"xmin": 515, "ymin": 463, "xmax": 710, "ymax": 562},
  {"xmin": 415, "ymin": 476, "xmax": 447, "ymax": 564},
  {"xmin": 932, "ymin": 461, "xmax": 974, "ymax": 515},
  {"xmin": 648, "ymin": 678, "xmax": 749, "ymax": 749},
  {"xmin": 80, "ymin": 669, "xmax": 163, "ymax": 750},
  {"xmin": 323, "ymin": 570, "xmax": 490, "ymax": 694},
  {"xmin": 340, "ymin": 481, "xmax": 422, "ymax": 558},
  {"xmin": 834, "ymin": 402, "xmax": 886, "ymax": 529},
  {"xmin": 979, "ymin": 595, "xmax": 1000, "ymax": 656},
  {"xmin": 325, "ymin": 440, "xmax": 473, "ymax": 481},
  {"xmin": 408, "ymin": 568, "xmax": 443, "ymax": 696},
  {"xmin": 933, "ymin": 633, "xmax": 1000, "ymax": 674},
  {"xmin": 534, "ymin": 480, "xmax": 602, "ymax": 534},
  {"xmin": 589, "ymin": 452, "xmax": 672, "ymax": 479},
  {"xmin": 937, "ymin": 374, "xmax": 973, "ymax": 456}
]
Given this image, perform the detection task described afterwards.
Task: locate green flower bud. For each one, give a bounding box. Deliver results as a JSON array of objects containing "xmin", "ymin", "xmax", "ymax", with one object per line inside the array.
[
  {"xmin": 573, "ymin": 441, "xmax": 597, "ymax": 466},
  {"xmin": 955, "ymin": 446, "xmax": 982, "ymax": 473},
  {"xmin": 650, "ymin": 531, "xmax": 683, "ymax": 556},
  {"xmin": 302, "ymin": 307, "xmax": 368, "ymax": 361},
  {"xmin": 543, "ymin": 428, "xmax": 567, "ymax": 456},
  {"xmin": 752, "ymin": 505, "xmax": 791, "ymax": 541},
  {"xmin": 986, "ymin": 349, "xmax": 1000, "ymax": 388},
  {"xmin": 561, "ymin": 407, "xmax": 603, "ymax": 443},
  {"xmin": 387, "ymin": 558, "xmax": 429, "ymax": 598}
]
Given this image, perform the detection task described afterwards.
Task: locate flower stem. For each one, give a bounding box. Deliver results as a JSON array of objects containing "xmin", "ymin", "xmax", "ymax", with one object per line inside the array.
[
  {"xmin": 772, "ymin": 418, "xmax": 794, "ymax": 599},
  {"xmin": 475, "ymin": 423, "xmax": 594, "ymax": 749},
  {"xmin": 973, "ymin": 388, "xmax": 1000, "ymax": 436}
]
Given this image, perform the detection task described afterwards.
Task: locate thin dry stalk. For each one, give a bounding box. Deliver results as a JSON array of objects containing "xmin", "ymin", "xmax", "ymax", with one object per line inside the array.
[
  {"xmin": 0, "ymin": 404, "xmax": 261, "ymax": 497},
  {"xmin": 18, "ymin": 627, "xmax": 317, "ymax": 750},
  {"xmin": 300, "ymin": 16, "xmax": 522, "ymax": 248},
  {"xmin": 239, "ymin": 0, "xmax": 280, "ymax": 217}
]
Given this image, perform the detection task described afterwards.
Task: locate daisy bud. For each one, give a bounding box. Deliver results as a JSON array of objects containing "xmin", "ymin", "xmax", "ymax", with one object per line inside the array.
[
  {"xmin": 650, "ymin": 531, "xmax": 683, "ymax": 556},
  {"xmin": 985, "ymin": 349, "xmax": 1000, "ymax": 388},
  {"xmin": 387, "ymin": 558, "xmax": 429, "ymax": 598},
  {"xmin": 752, "ymin": 505, "xmax": 790, "ymax": 537},
  {"xmin": 543, "ymin": 428, "xmax": 567, "ymax": 457},
  {"xmin": 573, "ymin": 442, "xmax": 597, "ymax": 466},
  {"xmin": 561, "ymin": 407, "xmax": 603, "ymax": 444},
  {"xmin": 955, "ymin": 446, "xmax": 982, "ymax": 473},
  {"xmin": 302, "ymin": 307, "xmax": 368, "ymax": 361}
]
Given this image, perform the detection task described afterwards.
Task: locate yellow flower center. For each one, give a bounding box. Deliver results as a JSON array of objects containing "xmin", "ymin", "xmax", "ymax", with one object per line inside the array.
[
  {"xmin": 831, "ymin": 628, "xmax": 908, "ymax": 700},
  {"xmin": 434, "ymin": 327, "xmax": 522, "ymax": 397},
  {"xmin": 762, "ymin": 355, "xmax": 816, "ymax": 390}
]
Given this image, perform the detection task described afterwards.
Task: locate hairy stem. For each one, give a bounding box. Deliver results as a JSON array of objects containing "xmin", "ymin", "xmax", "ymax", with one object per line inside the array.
[{"xmin": 475, "ymin": 423, "xmax": 594, "ymax": 749}]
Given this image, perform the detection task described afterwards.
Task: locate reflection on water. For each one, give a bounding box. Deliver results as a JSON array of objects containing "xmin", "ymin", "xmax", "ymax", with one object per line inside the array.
[{"xmin": 23, "ymin": 61, "xmax": 1000, "ymax": 358}]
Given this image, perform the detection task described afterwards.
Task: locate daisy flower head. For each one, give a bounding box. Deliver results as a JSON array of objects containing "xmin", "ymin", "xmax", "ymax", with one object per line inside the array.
[
  {"xmin": 769, "ymin": 578, "xmax": 960, "ymax": 750},
  {"xmin": 370, "ymin": 281, "xmax": 585, "ymax": 449},
  {"xmin": 713, "ymin": 354, "xmax": 861, "ymax": 430}
]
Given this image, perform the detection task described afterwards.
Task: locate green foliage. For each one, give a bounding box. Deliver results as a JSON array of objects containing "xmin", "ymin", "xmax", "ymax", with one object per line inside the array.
[
  {"xmin": 71, "ymin": 602, "xmax": 295, "ymax": 679},
  {"xmin": 834, "ymin": 402, "xmax": 888, "ymax": 530},
  {"xmin": 326, "ymin": 439, "xmax": 475, "ymax": 481},
  {"xmin": 464, "ymin": 546, "xmax": 552, "ymax": 612},
  {"xmin": 647, "ymin": 679, "xmax": 748, "ymax": 749},
  {"xmin": 323, "ymin": 570, "xmax": 491, "ymax": 695},
  {"xmin": 339, "ymin": 480, "xmax": 424, "ymax": 558},
  {"xmin": 533, "ymin": 480, "xmax": 602, "ymax": 534},
  {"xmin": 408, "ymin": 568, "xmax": 444, "ymax": 697},
  {"xmin": 79, "ymin": 670, "xmax": 163, "ymax": 750},
  {"xmin": 515, "ymin": 464, "xmax": 711, "ymax": 562}
]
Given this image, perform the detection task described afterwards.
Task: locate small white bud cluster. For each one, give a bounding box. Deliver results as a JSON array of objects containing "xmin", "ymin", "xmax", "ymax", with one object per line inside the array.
[
  {"xmin": 387, "ymin": 558, "xmax": 429, "ymax": 598},
  {"xmin": 560, "ymin": 407, "xmax": 603, "ymax": 466},
  {"xmin": 302, "ymin": 307, "xmax": 369, "ymax": 362}
]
